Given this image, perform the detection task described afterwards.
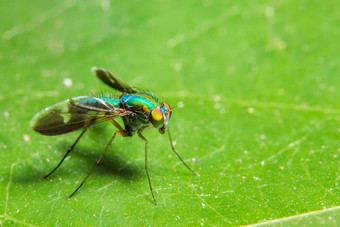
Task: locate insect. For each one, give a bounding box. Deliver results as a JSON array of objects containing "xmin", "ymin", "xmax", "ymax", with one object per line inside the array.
[{"xmin": 30, "ymin": 67, "xmax": 198, "ymax": 205}]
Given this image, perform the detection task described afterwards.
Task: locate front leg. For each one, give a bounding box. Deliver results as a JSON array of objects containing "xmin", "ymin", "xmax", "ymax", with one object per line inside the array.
[{"xmin": 137, "ymin": 129, "xmax": 158, "ymax": 205}]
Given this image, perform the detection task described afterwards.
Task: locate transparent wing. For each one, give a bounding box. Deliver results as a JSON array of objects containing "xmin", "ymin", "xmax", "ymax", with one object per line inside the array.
[
  {"xmin": 92, "ymin": 67, "xmax": 137, "ymax": 94},
  {"xmin": 30, "ymin": 96, "xmax": 134, "ymax": 136}
]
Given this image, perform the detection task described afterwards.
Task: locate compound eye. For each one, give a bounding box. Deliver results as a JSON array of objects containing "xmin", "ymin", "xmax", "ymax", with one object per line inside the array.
[
  {"xmin": 150, "ymin": 108, "xmax": 164, "ymax": 128},
  {"xmin": 162, "ymin": 102, "xmax": 172, "ymax": 119}
]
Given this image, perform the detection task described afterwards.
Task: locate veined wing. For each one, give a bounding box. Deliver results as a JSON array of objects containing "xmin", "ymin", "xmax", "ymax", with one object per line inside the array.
[
  {"xmin": 30, "ymin": 96, "xmax": 134, "ymax": 136},
  {"xmin": 92, "ymin": 67, "xmax": 137, "ymax": 94}
]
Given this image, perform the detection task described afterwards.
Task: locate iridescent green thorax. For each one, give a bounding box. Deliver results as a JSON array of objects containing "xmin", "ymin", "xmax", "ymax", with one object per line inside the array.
[
  {"xmin": 120, "ymin": 92, "xmax": 159, "ymax": 113},
  {"xmin": 120, "ymin": 92, "xmax": 160, "ymax": 134}
]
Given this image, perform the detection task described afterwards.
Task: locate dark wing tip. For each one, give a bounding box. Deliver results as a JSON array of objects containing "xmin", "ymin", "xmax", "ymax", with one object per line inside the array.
[
  {"xmin": 91, "ymin": 66, "xmax": 105, "ymax": 77},
  {"xmin": 91, "ymin": 67, "xmax": 137, "ymax": 94}
]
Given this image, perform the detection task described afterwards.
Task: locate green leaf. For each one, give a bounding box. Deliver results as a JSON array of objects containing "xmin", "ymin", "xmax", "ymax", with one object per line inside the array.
[{"xmin": 1, "ymin": 0, "xmax": 339, "ymax": 226}]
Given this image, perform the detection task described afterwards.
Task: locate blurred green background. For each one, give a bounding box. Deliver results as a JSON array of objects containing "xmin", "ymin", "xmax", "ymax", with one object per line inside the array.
[{"xmin": 1, "ymin": 0, "xmax": 339, "ymax": 226}]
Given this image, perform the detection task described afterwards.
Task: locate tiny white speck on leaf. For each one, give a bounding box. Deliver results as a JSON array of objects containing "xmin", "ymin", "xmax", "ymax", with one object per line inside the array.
[
  {"xmin": 213, "ymin": 95, "xmax": 221, "ymax": 102},
  {"xmin": 4, "ymin": 111, "xmax": 9, "ymax": 120},
  {"xmin": 265, "ymin": 6, "xmax": 275, "ymax": 19},
  {"xmin": 274, "ymin": 109, "xmax": 281, "ymax": 115},
  {"xmin": 63, "ymin": 78, "xmax": 73, "ymax": 88},
  {"xmin": 247, "ymin": 107, "xmax": 255, "ymax": 114},
  {"xmin": 253, "ymin": 176, "xmax": 261, "ymax": 181},
  {"xmin": 176, "ymin": 101, "xmax": 184, "ymax": 108},
  {"xmin": 101, "ymin": 0, "xmax": 111, "ymax": 11},
  {"xmin": 23, "ymin": 134, "xmax": 30, "ymax": 142},
  {"xmin": 174, "ymin": 62, "xmax": 182, "ymax": 72},
  {"xmin": 202, "ymin": 203, "xmax": 206, "ymax": 208}
]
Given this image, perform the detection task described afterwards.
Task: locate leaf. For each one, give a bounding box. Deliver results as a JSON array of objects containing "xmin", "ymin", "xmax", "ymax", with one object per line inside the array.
[{"xmin": 0, "ymin": 0, "xmax": 339, "ymax": 226}]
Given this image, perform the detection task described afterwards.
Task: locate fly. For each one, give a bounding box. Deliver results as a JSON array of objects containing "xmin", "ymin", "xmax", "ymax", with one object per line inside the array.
[{"xmin": 30, "ymin": 67, "xmax": 199, "ymax": 205}]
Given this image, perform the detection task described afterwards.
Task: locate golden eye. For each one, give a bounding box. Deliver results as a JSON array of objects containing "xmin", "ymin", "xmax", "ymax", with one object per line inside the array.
[{"xmin": 150, "ymin": 108, "xmax": 164, "ymax": 128}]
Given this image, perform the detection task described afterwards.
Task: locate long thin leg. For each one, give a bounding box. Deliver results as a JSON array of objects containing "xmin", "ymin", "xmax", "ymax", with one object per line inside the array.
[
  {"xmin": 167, "ymin": 127, "xmax": 199, "ymax": 176},
  {"xmin": 109, "ymin": 119, "xmax": 125, "ymax": 132},
  {"xmin": 137, "ymin": 130, "xmax": 158, "ymax": 205},
  {"xmin": 43, "ymin": 128, "xmax": 88, "ymax": 179},
  {"xmin": 67, "ymin": 130, "xmax": 128, "ymax": 199}
]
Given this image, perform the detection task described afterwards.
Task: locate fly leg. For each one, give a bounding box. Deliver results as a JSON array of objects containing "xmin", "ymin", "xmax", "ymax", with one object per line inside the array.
[
  {"xmin": 167, "ymin": 127, "xmax": 199, "ymax": 176},
  {"xmin": 67, "ymin": 129, "xmax": 128, "ymax": 199},
  {"xmin": 137, "ymin": 129, "xmax": 158, "ymax": 205},
  {"xmin": 43, "ymin": 128, "xmax": 88, "ymax": 179}
]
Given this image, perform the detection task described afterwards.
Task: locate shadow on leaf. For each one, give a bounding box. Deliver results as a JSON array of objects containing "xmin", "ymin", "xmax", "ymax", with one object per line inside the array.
[{"xmin": 14, "ymin": 142, "xmax": 143, "ymax": 185}]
